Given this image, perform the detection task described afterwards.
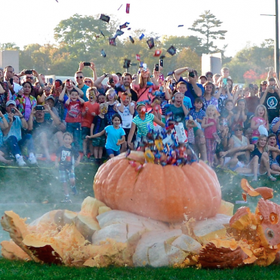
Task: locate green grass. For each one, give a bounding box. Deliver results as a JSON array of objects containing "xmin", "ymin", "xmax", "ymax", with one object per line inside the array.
[
  {"xmin": 1, "ymin": 162, "xmax": 280, "ymax": 279},
  {"xmin": 1, "ymin": 258, "xmax": 280, "ymax": 280}
]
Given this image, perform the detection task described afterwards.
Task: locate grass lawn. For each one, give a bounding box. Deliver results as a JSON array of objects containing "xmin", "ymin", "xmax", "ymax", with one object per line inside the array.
[{"xmin": 1, "ymin": 161, "xmax": 280, "ymax": 279}]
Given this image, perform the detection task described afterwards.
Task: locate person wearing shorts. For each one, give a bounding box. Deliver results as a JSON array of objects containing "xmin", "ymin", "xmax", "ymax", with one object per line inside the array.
[{"xmin": 55, "ymin": 132, "xmax": 81, "ymax": 203}]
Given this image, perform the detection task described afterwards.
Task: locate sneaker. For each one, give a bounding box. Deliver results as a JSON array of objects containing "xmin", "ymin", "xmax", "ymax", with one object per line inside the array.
[
  {"xmin": 16, "ymin": 156, "xmax": 26, "ymax": 167},
  {"xmin": 61, "ymin": 196, "xmax": 72, "ymax": 203},
  {"xmin": 70, "ymin": 186, "xmax": 78, "ymax": 195},
  {"xmin": 28, "ymin": 155, "xmax": 37, "ymax": 165}
]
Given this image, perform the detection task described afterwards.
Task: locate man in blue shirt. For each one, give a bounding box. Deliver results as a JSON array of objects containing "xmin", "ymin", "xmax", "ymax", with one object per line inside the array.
[
  {"xmin": 173, "ymin": 67, "xmax": 204, "ymax": 107},
  {"xmin": 3, "ymin": 100, "xmax": 37, "ymax": 166}
]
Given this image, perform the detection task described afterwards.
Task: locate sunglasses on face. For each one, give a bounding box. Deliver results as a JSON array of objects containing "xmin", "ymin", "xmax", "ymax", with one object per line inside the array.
[
  {"xmin": 206, "ymin": 75, "xmax": 213, "ymax": 78},
  {"xmin": 235, "ymin": 128, "xmax": 243, "ymax": 131},
  {"xmin": 26, "ymin": 77, "xmax": 33, "ymax": 80},
  {"xmin": 85, "ymin": 80, "xmax": 91, "ymax": 83},
  {"xmin": 76, "ymin": 76, "xmax": 83, "ymax": 79}
]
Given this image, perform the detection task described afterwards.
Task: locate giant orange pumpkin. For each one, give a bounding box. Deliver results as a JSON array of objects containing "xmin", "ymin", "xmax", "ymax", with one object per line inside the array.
[{"xmin": 93, "ymin": 152, "xmax": 221, "ymax": 223}]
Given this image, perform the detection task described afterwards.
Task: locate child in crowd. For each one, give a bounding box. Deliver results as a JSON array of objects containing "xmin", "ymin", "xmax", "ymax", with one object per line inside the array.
[
  {"xmin": 105, "ymin": 88, "xmax": 118, "ymax": 125},
  {"xmin": 87, "ymin": 113, "xmax": 125, "ymax": 158},
  {"xmin": 251, "ymin": 104, "xmax": 269, "ymax": 144},
  {"xmin": 202, "ymin": 105, "xmax": 218, "ymax": 167},
  {"xmin": 65, "ymin": 89, "xmax": 84, "ymax": 149},
  {"xmin": 116, "ymin": 93, "xmax": 135, "ymax": 152},
  {"xmin": 189, "ymin": 97, "xmax": 206, "ymax": 124},
  {"xmin": 81, "ymin": 87, "xmax": 100, "ymax": 160},
  {"xmin": 97, "ymin": 93, "xmax": 106, "ymax": 104},
  {"xmin": 220, "ymin": 99, "xmax": 234, "ymax": 128},
  {"xmin": 232, "ymin": 99, "xmax": 247, "ymax": 128},
  {"xmin": 86, "ymin": 103, "xmax": 108, "ymax": 164},
  {"xmin": 55, "ymin": 132, "xmax": 81, "ymax": 203},
  {"xmin": 127, "ymin": 103, "xmax": 165, "ymax": 150}
]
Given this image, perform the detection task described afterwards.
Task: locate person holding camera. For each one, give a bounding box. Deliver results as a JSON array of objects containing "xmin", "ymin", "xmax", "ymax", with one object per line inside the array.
[
  {"xmin": 260, "ymin": 78, "xmax": 280, "ymax": 123},
  {"xmin": 17, "ymin": 69, "xmax": 45, "ymax": 98},
  {"xmin": 132, "ymin": 65, "xmax": 159, "ymax": 104},
  {"xmin": 28, "ymin": 103, "xmax": 64, "ymax": 162},
  {"xmin": 78, "ymin": 62, "xmax": 97, "ymax": 82},
  {"xmin": 4, "ymin": 66, "xmax": 22, "ymax": 99},
  {"xmin": 14, "ymin": 81, "xmax": 37, "ymax": 121},
  {"xmin": 94, "ymin": 73, "xmax": 119, "ymax": 95},
  {"xmin": 74, "ymin": 69, "xmax": 88, "ymax": 102},
  {"xmin": 173, "ymin": 67, "xmax": 204, "ymax": 107},
  {"xmin": 2, "ymin": 100, "xmax": 37, "ymax": 166}
]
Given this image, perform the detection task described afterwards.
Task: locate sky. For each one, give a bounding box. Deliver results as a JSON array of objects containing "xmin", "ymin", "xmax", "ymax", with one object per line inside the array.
[{"xmin": 1, "ymin": 0, "xmax": 278, "ymax": 57}]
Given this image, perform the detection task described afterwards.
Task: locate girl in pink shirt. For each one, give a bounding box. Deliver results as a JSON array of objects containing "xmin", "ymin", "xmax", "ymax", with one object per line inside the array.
[
  {"xmin": 251, "ymin": 104, "xmax": 268, "ymax": 144},
  {"xmin": 202, "ymin": 105, "xmax": 218, "ymax": 167}
]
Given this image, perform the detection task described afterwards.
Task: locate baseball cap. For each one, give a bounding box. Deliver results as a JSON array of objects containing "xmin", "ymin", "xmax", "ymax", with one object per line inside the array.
[
  {"xmin": 46, "ymin": 95, "xmax": 55, "ymax": 102},
  {"xmin": 6, "ymin": 100, "xmax": 16, "ymax": 107}
]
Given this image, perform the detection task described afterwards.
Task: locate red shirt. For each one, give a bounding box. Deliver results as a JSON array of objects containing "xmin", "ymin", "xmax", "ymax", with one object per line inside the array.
[
  {"xmin": 65, "ymin": 101, "xmax": 83, "ymax": 123},
  {"xmin": 81, "ymin": 102, "xmax": 100, "ymax": 128}
]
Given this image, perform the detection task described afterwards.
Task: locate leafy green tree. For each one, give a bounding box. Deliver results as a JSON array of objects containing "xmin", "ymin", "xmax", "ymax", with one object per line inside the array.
[
  {"xmin": 161, "ymin": 35, "xmax": 205, "ymax": 56},
  {"xmin": 225, "ymin": 40, "xmax": 274, "ymax": 83},
  {"xmin": 189, "ymin": 10, "xmax": 227, "ymax": 54},
  {"xmin": 0, "ymin": 43, "xmax": 19, "ymax": 51}
]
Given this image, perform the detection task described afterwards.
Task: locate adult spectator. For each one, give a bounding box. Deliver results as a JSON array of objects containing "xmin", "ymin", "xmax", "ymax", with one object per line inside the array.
[
  {"xmin": 74, "ymin": 71, "xmax": 88, "ymax": 101},
  {"xmin": 201, "ymin": 82, "xmax": 218, "ymax": 111},
  {"xmin": 0, "ymin": 110, "xmax": 10, "ymax": 163},
  {"xmin": 4, "ymin": 66, "xmax": 22, "ymax": 98},
  {"xmin": 37, "ymin": 85, "xmax": 52, "ymax": 105},
  {"xmin": 173, "ymin": 67, "xmax": 204, "ymax": 107},
  {"xmin": 84, "ymin": 78, "xmax": 94, "ymax": 88},
  {"xmin": 132, "ymin": 66, "xmax": 159, "ymax": 103},
  {"xmin": 44, "ymin": 95, "xmax": 60, "ymax": 120},
  {"xmin": 245, "ymin": 84, "xmax": 260, "ymax": 116},
  {"xmin": 270, "ymin": 110, "xmax": 280, "ymax": 134},
  {"xmin": 260, "ymin": 78, "xmax": 280, "ymax": 123},
  {"xmin": 28, "ymin": 104, "xmax": 64, "ymax": 162},
  {"xmin": 94, "ymin": 73, "xmax": 119, "ymax": 95},
  {"xmin": 14, "ymin": 81, "xmax": 37, "ymax": 121},
  {"xmin": 2, "ymin": 100, "xmax": 37, "ymax": 166},
  {"xmin": 18, "ymin": 69, "xmax": 45, "ymax": 98},
  {"xmin": 78, "ymin": 62, "xmax": 97, "ymax": 82},
  {"xmin": 0, "ymin": 68, "xmax": 9, "ymax": 113},
  {"xmin": 119, "ymin": 72, "xmax": 138, "ymax": 102},
  {"xmin": 259, "ymin": 80, "xmax": 268, "ymax": 98}
]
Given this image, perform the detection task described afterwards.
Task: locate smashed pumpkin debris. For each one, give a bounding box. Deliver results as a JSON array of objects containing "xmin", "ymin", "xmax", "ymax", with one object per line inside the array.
[{"xmin": 1, "ymin": 153, "xmax": 280, "ymax": 268}]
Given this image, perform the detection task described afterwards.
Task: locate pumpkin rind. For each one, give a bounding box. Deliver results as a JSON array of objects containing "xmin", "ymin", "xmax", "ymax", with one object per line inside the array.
[{"xmin": 93, "ymin": 152, "xmax": 221, "ymax": 222}]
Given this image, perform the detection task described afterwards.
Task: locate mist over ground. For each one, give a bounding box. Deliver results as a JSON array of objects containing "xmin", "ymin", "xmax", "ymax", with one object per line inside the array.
[
  {"xmin": 0, "ymin": 163, "xmax": 279, "ymax": 244},
  {"xmin": 0, "ymin": 162, "xmax": 98, "ymax": 243}
]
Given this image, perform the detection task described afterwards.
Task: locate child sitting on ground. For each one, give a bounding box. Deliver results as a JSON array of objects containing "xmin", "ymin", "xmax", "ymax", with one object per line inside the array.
[{"xmin": 55, "ymin": 132, "xmax": 81, "ymax": 203}]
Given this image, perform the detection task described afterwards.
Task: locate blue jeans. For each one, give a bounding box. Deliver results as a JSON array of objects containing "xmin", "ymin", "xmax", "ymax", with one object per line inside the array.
[
  {"xmin": 66, "ymin": 122, "xmax": 81, "ymax": 149},
  {"xmin": 5, "ymin": 134, "xmax": 34, "ymax": 156}
]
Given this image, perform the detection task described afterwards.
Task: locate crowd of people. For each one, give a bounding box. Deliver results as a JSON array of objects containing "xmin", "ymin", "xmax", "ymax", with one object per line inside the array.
[{"xmin": 1, "ymin": 61, "xmax": 280, "ymax": 201}]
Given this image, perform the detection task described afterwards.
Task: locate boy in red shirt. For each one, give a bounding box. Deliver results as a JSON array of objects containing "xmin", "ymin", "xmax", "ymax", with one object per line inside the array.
[
  {"xmin": 65, "ymin": 89, "xmax": 84, "ymax": 149},
  {"xmin": 81, "ymin": 88, "xmax": 100, "ymax": 160}
]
